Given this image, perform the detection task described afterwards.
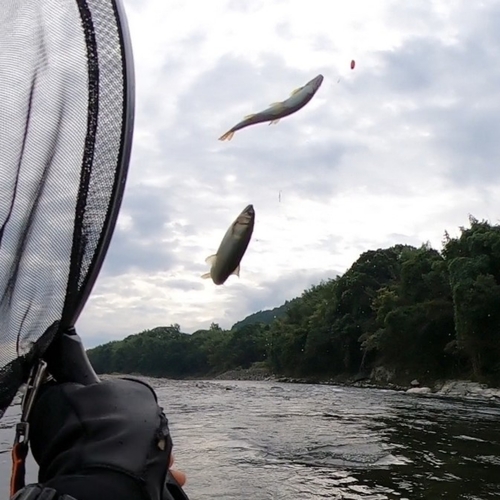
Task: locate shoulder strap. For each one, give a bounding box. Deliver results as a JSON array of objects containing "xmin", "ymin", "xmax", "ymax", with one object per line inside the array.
[{"xmin": 10, "ymin": 484, "xmax": 77, "ymax": 500}]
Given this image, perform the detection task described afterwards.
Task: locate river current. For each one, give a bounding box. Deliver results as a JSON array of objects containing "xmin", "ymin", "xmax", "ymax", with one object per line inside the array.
[{"xmin": 1, "ymin": 378, "xmax": 499, "ymax": 499}]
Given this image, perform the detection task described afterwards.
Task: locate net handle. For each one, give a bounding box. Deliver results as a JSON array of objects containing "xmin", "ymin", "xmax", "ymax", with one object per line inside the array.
[{"xmin": 43, "ymin": 328, "xmax": 100, "ymax": 384}]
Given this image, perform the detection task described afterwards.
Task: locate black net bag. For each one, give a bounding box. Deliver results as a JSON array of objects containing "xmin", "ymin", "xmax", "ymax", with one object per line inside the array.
[{"xmin": 0, "ymin": 0, "xmax": 135, "ymax": 418}]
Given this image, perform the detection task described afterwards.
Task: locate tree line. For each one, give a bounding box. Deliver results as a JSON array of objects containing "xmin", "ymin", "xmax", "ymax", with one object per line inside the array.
[{"xmin": 87, "ymin": 216, "xmax": 500, "ymax": 386}]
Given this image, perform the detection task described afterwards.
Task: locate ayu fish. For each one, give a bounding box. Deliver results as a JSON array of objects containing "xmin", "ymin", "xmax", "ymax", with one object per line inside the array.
[
  {"xmin": 218, "ymin": 74, "xmax": 324, "ymax": 141},
  {"xmin": 201, "ymin": 204, "xmax": 255, "ymax": 285}
]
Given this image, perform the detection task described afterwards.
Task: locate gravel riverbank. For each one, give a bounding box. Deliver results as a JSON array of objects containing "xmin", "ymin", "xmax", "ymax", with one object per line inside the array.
[{"xmin": 210, "ymin": 367, "xmax": 500, "ymax": 403}]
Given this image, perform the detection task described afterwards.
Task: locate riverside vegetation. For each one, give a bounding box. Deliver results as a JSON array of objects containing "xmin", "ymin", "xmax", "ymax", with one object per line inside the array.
[{"xmin": 88, "ymin": 217, "xmax": 500, "ymax": 389}]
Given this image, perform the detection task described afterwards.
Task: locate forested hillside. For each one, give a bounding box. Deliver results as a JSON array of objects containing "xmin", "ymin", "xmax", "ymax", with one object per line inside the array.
[
  {"xmin": 230, "ymin": 302, "xmax": 292, "ymax": 330},
  {"xmin": 88, "ymin": 217, "xmax": 500, "ymax": 386}
]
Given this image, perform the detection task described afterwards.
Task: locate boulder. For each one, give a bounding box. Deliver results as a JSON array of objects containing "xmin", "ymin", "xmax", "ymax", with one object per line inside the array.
[{"xmin": 406, "ymin": 387, "xmax": 431, "ymax": 394}]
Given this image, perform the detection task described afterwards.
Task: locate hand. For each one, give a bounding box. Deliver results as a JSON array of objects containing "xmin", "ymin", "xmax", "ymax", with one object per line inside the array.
[{"xmin": 169, "ymin": 454, "xmax": 187, "ymax": 487}]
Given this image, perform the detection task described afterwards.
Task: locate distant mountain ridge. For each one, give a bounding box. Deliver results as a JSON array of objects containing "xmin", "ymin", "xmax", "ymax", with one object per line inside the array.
[{"xmin": 231, "ymin": 300, "xmax": 295, "ymax": 330}]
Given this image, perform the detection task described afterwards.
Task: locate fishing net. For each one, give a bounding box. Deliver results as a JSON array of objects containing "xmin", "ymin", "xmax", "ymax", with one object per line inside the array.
[{"xmin": 0, "ymin": 0, "xmax": 134, "ymax": 418}]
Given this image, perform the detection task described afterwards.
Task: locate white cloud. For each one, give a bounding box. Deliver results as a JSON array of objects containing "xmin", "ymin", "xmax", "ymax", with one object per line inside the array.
[{"xmin": 74, "ymin": 0, "xmax": 500, "ymax": 344}]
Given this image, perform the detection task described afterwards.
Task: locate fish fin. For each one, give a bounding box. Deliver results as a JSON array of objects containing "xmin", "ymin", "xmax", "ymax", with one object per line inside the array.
[
  {"xmin": 201, "ymin": 273, "xmax": 211, "ymax": 280},
  {"xmin": 269, "ymin": 119, "xmax": 280, "ymax": 125},
  {"xmin": 244, "ymin": 113, "xmax": 256, "ymax": 119},
  {"xmin": 290, "ymin": 87, "xmax": 302, "ymax": 96},
  {"xmin": 205, "ymin": 254, "xmax": 217, "ymax": 265},
  {"xmin": 231, "ymin": 264, "xmax": 241, "ymax": 277},
  {"xmin": 218, "ymin": 130, "xmax": 235, "ymax": 141},
  {"xmin": 269, "ymin": 101, "xmax": 284, "ymax": 108}
]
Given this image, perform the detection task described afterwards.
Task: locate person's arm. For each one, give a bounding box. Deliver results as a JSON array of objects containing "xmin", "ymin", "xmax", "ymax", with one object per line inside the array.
[{"xmin": 11, "ymin": 377, "xmax": 189, "ymax": 500}]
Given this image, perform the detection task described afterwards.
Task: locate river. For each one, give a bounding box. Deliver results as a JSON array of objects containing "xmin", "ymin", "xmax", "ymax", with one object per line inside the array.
[{"xmin": 1, "ymin": 378, "xmax": 500, "ymax": 499}]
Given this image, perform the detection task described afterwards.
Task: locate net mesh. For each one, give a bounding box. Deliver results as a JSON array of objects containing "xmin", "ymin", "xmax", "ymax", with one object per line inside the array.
[{"xmin": 0, "ymin": 0, "xmax": 133, "ymax": 418}]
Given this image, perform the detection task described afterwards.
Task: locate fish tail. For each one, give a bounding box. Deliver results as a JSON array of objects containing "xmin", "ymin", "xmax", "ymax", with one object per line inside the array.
[{"xmin": 218, "ymin": 130, "xmax": 235, "ymax": 141}]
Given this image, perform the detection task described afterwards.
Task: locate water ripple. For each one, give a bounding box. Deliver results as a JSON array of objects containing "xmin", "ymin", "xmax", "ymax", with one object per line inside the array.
[{"xmin": 1, "ymin": 378, "xmax": 500, "ymax": 499}]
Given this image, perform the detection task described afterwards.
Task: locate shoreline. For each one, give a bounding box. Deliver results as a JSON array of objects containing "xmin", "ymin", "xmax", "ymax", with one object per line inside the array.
[
  {"xmin": 207, "ymin": 367, "xmax": 500, "ymax": 403},
  {"xmin": 101, "ymin": 367, "xmax": 500, "ymax": 404}
]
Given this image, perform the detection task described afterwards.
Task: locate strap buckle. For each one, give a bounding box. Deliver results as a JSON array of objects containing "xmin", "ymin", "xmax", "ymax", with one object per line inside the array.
[
  {"xmin": 14, "ymin": 360, "xmax": 48, "ymax": 445},
  {"xmin": 10, "ymin": 360, "xmax": 48, "ymax": 496}
]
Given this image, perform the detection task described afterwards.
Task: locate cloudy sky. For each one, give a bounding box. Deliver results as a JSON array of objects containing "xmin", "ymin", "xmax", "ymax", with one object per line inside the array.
[{"xmin": 76, "ymin": 0, "xmax": 500, "ymax": 347}]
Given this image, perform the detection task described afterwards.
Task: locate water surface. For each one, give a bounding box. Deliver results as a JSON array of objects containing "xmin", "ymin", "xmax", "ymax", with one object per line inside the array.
[{"xmin": 1, "ymin": 379, "xmax": 499, "ymax": 499}]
